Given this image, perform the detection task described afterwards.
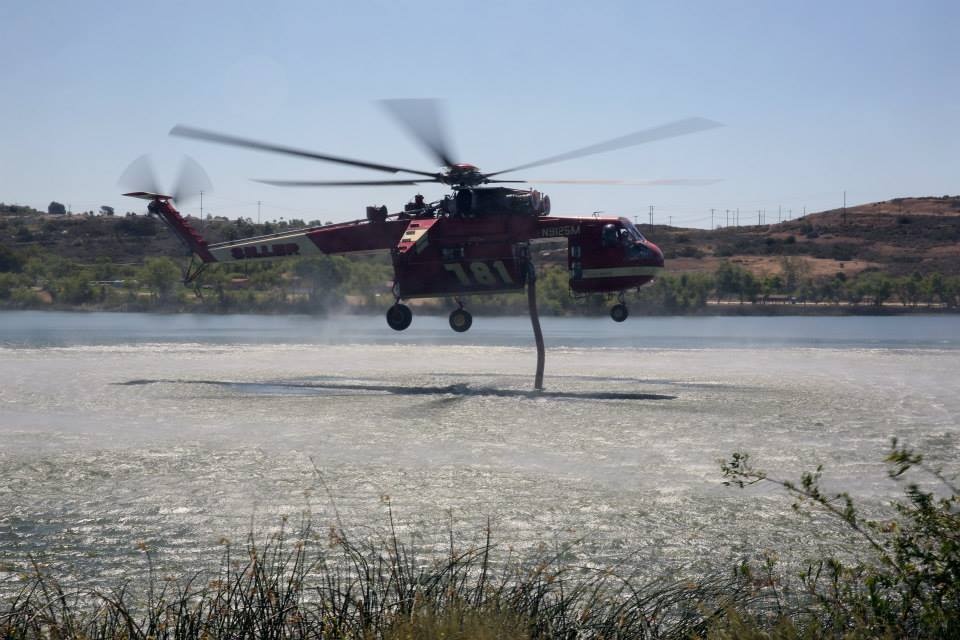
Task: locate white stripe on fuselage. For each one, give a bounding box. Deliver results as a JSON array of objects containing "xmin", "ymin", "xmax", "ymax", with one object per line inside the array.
[
  {"xmin": 208, "ymin": 235, "xmax": 323, "ymax": 262},
  {"xmin": 574, "ymin": 266, "xmax": 663, "ymax": 279}
]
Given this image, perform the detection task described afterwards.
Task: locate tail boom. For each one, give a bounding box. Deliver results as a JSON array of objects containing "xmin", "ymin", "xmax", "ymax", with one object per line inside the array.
[
  {"xmin": 206, "ymin": 219, "xmax": 409, "ymax": 263},
  {"xmin": 125, "ymin": 193, "xmax": 216, "ymax": 263}
]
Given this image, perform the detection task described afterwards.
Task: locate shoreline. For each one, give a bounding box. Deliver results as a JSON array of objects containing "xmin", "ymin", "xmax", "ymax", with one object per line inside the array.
[{"xmin": 2, "ymin": 301, "xmax": 958, "ymax": 317}]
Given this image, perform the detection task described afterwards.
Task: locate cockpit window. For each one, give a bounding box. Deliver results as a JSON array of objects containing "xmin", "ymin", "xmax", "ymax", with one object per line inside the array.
[
  {"xmin": 627, "ymin": 242, "xmax": 650, "ymax": 259},
  {"xmin": 622, "ymin": 219, "xmax": 645, "ymax": 241},
  {"xmin": 601, "ymin": 223, "xmax": 619, "ymax": 248}
]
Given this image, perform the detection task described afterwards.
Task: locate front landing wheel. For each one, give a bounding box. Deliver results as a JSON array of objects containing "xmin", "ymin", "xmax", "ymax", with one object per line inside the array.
[
  {"xmin": 610, "ymin": 303, "xmax": 629, "ymax": 323},
  {"xmin": 386, "ymin": 303, "xmax": 413, "ymax": 331},
  {"xmin": 449, "ymin": 308, "xmax": 473, "ymax": 332}
]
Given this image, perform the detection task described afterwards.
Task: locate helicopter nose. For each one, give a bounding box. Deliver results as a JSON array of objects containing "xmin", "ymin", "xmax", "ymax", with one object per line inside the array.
[{"xmin": 644, "ymin": 240, "xmax": 665, "ymax": 266}]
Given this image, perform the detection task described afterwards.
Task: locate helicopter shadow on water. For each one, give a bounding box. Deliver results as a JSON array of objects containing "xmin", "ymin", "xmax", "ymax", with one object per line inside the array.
[
  {"xmin": 425, "ymin": 371, "xmax": 743, "ymax": 392},
  {"xmin": 117, "ymin": 377, "xmax": 677, "ymax": 401}
]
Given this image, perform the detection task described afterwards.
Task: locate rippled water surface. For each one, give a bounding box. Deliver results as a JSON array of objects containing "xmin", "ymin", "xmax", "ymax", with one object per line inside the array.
[{"xmin": 1, "ymin": 311, "xmax": 958, "ymax": 590}]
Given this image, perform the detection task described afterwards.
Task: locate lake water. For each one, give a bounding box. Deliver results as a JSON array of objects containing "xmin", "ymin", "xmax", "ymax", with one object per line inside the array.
[{"xmin": 1, "ymin": 311, "xmax": 958, "ymax": 591}]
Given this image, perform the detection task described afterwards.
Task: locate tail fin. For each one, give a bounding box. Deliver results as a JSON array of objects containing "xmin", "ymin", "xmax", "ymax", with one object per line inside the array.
[{"xmin": 124, "ymin": 192, "xmax": 216, "ymax": 263}]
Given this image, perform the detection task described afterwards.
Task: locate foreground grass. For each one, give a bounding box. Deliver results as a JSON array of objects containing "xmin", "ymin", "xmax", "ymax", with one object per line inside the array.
[
  {"xmin": 2, "ymin": 441, "xmax": 957, "ymax": 639},
  {"xmin": 1, "ymin": 519, "xmax": 754, "ymax": 639}
]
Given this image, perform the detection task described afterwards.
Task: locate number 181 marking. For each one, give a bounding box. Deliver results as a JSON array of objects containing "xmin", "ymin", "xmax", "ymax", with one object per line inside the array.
[{"xmin": 444, "ymin": 260, "xmax": 514, "ymax": 286}]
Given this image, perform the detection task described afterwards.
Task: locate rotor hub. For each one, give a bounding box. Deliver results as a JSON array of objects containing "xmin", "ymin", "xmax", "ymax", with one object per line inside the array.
[{"xmin": 445, "ymin": 163, "xmax": 485, "ymax": 187}]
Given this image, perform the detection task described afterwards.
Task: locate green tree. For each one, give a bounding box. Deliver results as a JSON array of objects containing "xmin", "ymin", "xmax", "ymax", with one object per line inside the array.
[
  {"xmin": 740, "ymin": 271, "xmax": 760, "ymax": 303},
  {"xmin": 714, "ymin": 261, "xmax": 741, "ymax": 302},
  {"xmin": 197, "ymin": 268, "xmax": 231, "ymax": 306},
  {"xmin": 0, "ymin": 245, "xmax": 24, "ymax": 272},
  {"xmin": 779, "ymin": 256, "xmax": 809, "ymax": 293},
  {"xmin": 47, "ymin": 201, "xmax": 66, "ymax": 215},
  {"xmin": 844, "ymin": 279, "xmax": 865, "ymax": 305},
  {"xmin": 0, "ymin": 272, "xmax": 25, "ymax": 299},
  {"xmin": 922, "ymin": 272, "xmax": 946, "ymax": 307},
  {"xmin": 796, "ymin": 277, "xmax": 819, "ymax": 303},
  {"xmin": 760, "ymin": 273, "xmax": 783, "ymax": 298},
  {"xmin": 535, "ymin": 265, "xmax": 579, "ymax": 314},
  {"xmin": 55, "ymin": 272, "xmax": 94, "ymax": 305},
  {"xmin": 896, "ymin": 275, "xmax": 921, "ymax": 307},
  {"xmin": 818, "ymin": 277, "xmax": 844, "ymax": 305},
  {"xmin": 651, "ymin": 275, "xmax": 680, "ymax": 310},
  {"xmin": 677, "ymin": 272, "xmax": 714, "ymax": 309},
  {"xmin": 91, "ymin": 257, "xmax": 116, "ymax": 281},
  {"xmin": 859, "ymin": 272, "xmax": 893, "ymax": 306},
  {"xmin": 138, "ymin": 257, "xmax": 181, "ymax": 301},
  {"xmin": 944, "ymin": 276, "xmax": 960, "ymax": 308}
]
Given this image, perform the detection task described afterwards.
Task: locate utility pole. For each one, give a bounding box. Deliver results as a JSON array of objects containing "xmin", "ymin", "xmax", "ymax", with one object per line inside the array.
[
  {"xmin": 649, "ymin": 205, "xmax": 654, "ymax": 225},
  {"xmin": 725, "ymin": 209, "xmax": 730, "ymax": 226},
  {"xmin": 778, "ymin": 205, "xmax": 781, "ymax": 224},
  {"xmin": 842, "ymin": 190, "xmax": 847, "ymax": 224},
  {"xmin": 669, "ymin": 215, "xmax": 672, "ymax": 227},
  {"xmin": 758, "ymin": 210, "xmax": 762, "ymax": 226},
  {"xmin": 258, "ymin": 200, "xmax": 262, "ymax": 225},
  {"xmin": 736, "ymin": 208, "xmax": 740, "ymax": 227},
  {"xmin": 803, "ymin": 205, "xmax": 806, "ymax": 217},
  {"xmin": 711, "ymin": 208, "xmax": 715, "ymax": 229}
]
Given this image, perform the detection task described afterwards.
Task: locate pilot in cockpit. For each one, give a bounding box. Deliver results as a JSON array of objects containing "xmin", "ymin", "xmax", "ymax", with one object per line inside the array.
[{"xmin": 601, "ymin": 223, "xmax": 619, "ymax": 248}]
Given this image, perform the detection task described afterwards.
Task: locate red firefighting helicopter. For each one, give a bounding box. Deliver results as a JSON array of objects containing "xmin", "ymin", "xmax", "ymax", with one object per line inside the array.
[{"xmin": 124, "ymin": 101, "xmax": 719, "ymax": 335}]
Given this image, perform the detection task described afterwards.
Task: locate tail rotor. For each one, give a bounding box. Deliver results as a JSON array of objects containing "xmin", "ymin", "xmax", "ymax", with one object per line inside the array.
[
  {"xmin": 118, "ymin": 154, "xmax": 212, "ymax": 204},
  {"xmin": 117, "ymin": 154, "xmax": 164, "ymax": 197},
  {"xmin": 118, "ymin": 155, "xmax": 216, "ymax": 274}
]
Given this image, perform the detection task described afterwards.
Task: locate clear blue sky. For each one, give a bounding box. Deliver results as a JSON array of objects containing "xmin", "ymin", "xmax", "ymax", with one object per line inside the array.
[{"xmin": 2, "ymin": 1, "xmax": 957, "ymax": 228}]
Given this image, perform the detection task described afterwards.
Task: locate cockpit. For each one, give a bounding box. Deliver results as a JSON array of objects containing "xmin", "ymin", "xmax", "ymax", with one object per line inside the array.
[
  {"xmin": 621, "ymin": 219, "xmax": 645, "ymax": 242},
  {"xmin": 600, "ymin": 218, "xmax": 655, "ymax": 261}
]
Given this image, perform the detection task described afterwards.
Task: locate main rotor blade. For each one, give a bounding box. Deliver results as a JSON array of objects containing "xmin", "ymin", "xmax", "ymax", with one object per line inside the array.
[
  {"xmin": 486, "ymin": 117, "xmax": 723, "ymax": 178},
  {"xmin": 517, "ymin": 178, "xmax": 723, "ymax": 186},
  {"xmin": 170, "ymin": 125, "xmax": 441, "ymax": 179},
  {"xmin": 379, "ymin": 99, "xmax": 457, "ymax": 168},
  {"xmin": 172, "ymin": 155, "xmax": 213, "ymax": 203},
  {"xmin": 117, "ymin": 154, "xmax": 162, "ymax": 195},
  {"xmin": 253, "ymin": 178, "xmax": 437, "ymax": 187}
]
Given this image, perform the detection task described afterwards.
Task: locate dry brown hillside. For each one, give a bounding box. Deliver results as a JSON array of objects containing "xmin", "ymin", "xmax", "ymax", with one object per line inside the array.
[{"xmin": 649, "ymin": 196, "xmax": 960, "ymax": 279}]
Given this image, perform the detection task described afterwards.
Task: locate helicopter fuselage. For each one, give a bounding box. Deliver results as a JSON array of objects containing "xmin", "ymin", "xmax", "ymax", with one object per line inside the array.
[{"xmin": 139, "ymin": 187, "xmax": 663, "ymax": 302}]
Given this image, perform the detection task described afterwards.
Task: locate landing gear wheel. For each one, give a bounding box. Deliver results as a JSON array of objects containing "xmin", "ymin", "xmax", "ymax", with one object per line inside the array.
[
  {"xmin": 610, "ymin": 303, "xmax": 629, "ymax": 323},
  {"xmin": 386, "ymin": 303, "xmax": 412, "ymax": 331},
  {"xmin": 449, "ymin": 308, "xmax": 473, "ymax": 332}
]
